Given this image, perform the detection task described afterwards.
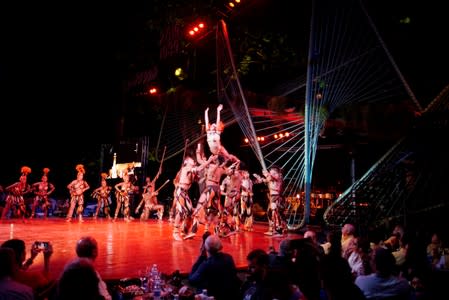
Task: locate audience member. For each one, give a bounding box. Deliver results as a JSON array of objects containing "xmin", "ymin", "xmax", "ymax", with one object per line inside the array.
[
  {"xmin": 320, "ymin": 245, "xmax": 367, "ymax": 300},
  {"xmin": 304, "ymin": 230, "xmax": 325, "ymax": 256},
  {"xmin": 56, "ymin": 258, "xmax": 105, "ymax": 300},
  {"xmin": 341, "ymin": 223, "xmax": 356, "ymax": 258},
  {"xmin": 241, "ymin": 248, "xmax": 304, "ymax": 300},
  {"xmin": 75, "ymin": 236, "xmax": 112, "ymax": 300},
  {"xmin": 355, "ymin": 247, "xmax": 412, "ymax": 300},
  {"xmin": 1, "ymin": 239, "xmax": 54, "ymax": 299},
  {"xmin": 0, "ymin": 247, "xmax": 34, "ymax": 300},
  {"xmin": 187, "ymin": 234, "xmax": 240, "ymax": 300}
]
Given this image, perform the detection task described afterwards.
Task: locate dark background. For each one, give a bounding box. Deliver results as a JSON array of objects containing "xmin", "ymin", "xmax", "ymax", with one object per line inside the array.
[{"xmin": 0, "ymin": 0, "xmax": 448, "ymax": 198}]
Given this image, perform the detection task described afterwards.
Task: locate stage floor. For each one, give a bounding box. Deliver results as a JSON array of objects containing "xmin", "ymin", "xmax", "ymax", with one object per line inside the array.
[{"xmin": 0, "ymin": 218, "xmax": 302, "ymax": 281}]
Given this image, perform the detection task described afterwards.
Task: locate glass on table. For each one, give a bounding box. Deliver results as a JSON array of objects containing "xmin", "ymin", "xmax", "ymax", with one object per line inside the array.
[{"xmin": 137, "ymin": 268, "xmax": 148, "ymax": 290}]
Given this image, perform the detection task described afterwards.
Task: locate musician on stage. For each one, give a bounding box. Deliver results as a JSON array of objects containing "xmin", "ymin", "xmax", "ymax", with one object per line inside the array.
[
  {"xmin": 66, "ymin": 164, "xmax": 90, "ymax": 222},
  {"xmin": 253, "ymin": 166, "xmax": 287, "ymax": 236},
  {"xmin": 1, "ymin": 166, "xmax": 32, "ymax": 220},
  {"xmin": 30, "ymin": 168, "xmax": 55, "ymax": 219},
  {"xmin": 91, "ymin": 173, "xmax": 112, "ymax": 219},
  {"xmin": 113, "ymin": 172, "xmax": 135, "ymax": 222}
]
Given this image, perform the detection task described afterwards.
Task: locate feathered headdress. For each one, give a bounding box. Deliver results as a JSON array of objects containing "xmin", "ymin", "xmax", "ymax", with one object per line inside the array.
[
  {"xmin": 75, "ymin": 164, "xmax": 85, "ymax": 174},
  {"xmin": 43, "ymin": 167, "xmax": 50, "ymax": 176},
  {"xmin": 21, "ymin": 166, "xmax": 32, "ymax": 176},
  {"xmin": 101, "ymin": 172, "xmax": 108, "ymax": 180}
]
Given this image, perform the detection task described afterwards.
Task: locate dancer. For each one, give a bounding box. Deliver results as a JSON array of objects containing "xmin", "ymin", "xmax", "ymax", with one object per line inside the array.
[
  {"xmin": 91, "ymin": 173, "xmax": 112, "ymax": 219},
  {"xmin": 253, "ymin": 166, "xmax": 287, "ymax": 236},
  {"xmin": 172, "ymin": 155, "xmax": 216, "ymax": 241},
  {"xmin": 30, "ymin": 168, "xmax": 56, "ymax": 219},
  {"xmin": 193, "ymin": 145, "xmax": 231, "ymax": 236},
  {"xmin": 204, "ymin": 104, "xmax": 239, "ymax": 162},
  {"xmin": 1, "ymin": 166, "xmax": 32, "ymax": 220},
  {"xmin": 66, "ymin": 164, "xmax": 90, "ymax": 222},
  {"xmin": 240, "ymin": 170, "xmax": 254, "ymax": 231},
  {"xmin": 113, "ymin": 172, "xmax": 135, "ymax": 222},
  {"xmin": 135, "ymin": 175, "xmax": 166, "ymax": 221},
  {"xmin": 219, "ymin": 161, "xmax": 243, "ymax": 236}
]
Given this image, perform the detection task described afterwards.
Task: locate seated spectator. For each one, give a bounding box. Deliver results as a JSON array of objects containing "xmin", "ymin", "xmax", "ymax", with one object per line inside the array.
[
  {"xmin": 355, "ymin": 247, "xmax": 412, "ymax": 299},
  {"xmin": 426, "ymin": 233, "xmax": 443, "ymax": 257},
  {"xmin": 56, "ymin": 258, "xmax": 105, "ymax": 300},
  {"xmin": 304, "ymin": 229, "xmax": 325, "ymax": 256},
  {"xmin": 187, "ymin": 234, "xmax": 240, "ymax": 300},
  {"xmin": 0, "ymin": 247, "xmax": 34, "ymax": 300},
  {"xmin": 1, "ymin": 239, "xmax": 54, "ymax": 299},
  {"xmin": 383, "ymin": 224, "xmax": 404, "ymax": 252},
  {"xmin": 242, "ymin": 248, "xmax": 304, "ymax": 300},
  {"xmin": 269, "ymin": 238, "xmax": 295, "ymax": 268},
  {"xmin": 75, "ymin": 236, "xmax": 112, "ymax": 300},
  {"xmin": 320, "ymin": 246, "xmax": 367, "ymax": 300},
  {"xmin": 341, "ymin": 223, "xmax": 356, "ymax": 258}
]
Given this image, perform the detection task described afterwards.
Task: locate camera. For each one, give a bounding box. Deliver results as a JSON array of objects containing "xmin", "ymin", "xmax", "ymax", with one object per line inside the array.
[{"xmin": 34, "ymin": 241, "xmax": 49, "ymax": 250}]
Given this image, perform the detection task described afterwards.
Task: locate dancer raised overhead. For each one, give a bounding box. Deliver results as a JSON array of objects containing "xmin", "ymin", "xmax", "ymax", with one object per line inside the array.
[
  {"xmin": 30, "ymin": 168, "xmax": 55, "ymax": 219},
  {"xmin": 205, "ymin": 104, "xmax": 239, "ymax": 162}
]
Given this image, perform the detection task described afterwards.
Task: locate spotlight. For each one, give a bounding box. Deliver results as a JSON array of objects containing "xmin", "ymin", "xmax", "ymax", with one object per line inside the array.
[
  {"xmin": 186, "ymin": 20, "xmax": 207, "ymax": 39},
  {"xmin": 149, "ymin": 87, "xmax": 158, "ymax": 95}
]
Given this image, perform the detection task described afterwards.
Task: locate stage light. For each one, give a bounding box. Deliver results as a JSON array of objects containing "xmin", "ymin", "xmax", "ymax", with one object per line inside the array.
[
  {"xmin": 274, "ymin": 134, "xmax": 278, "ymax": 139},
  {"xmin": 227, "ymin": 0, "xmax": 241, "ymax": 9},
  {"xmin": 149, "ymin": 87, "xmax": 158, "ymax": 95},
  {"xmin": 244, "ymin": 138, "xmax": 249, "ymax": 143},
  {"xmin": 186, "ymin": 20, "xmax": 207, "ymax": 39},
  {"xmin": 174, "ymin": 67, "xmax": 186, "ymax": 80},
  {"xmin": 285, "ymin": 132, "xmax": 290, "ymax": 137}
]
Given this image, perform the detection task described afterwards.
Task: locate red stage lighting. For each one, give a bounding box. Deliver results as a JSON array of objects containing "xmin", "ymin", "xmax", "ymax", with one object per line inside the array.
[
  {"xmin": 186, "ymin": 20, "xmax": 207, "ymax": 39},
  {"xmin": 149, "ymin": 87, "xmax": 158, "ymax": 95}
]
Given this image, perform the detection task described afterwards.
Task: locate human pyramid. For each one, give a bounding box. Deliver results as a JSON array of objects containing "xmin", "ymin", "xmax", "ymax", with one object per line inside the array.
[{"xmin": 170, "ymin": 104, "xmax": 288, "ymax": 241}]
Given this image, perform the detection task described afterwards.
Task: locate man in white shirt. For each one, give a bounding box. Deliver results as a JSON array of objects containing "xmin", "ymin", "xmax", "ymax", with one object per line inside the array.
[{"xmin": 75, "ymin": 236, "xmax": 112, "ymax": 300}]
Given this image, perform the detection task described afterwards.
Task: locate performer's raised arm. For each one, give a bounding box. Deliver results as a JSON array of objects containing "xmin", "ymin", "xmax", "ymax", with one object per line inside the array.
[
  {"xmin": 216, "ymin": 104, "xmax": 223, "ymax": 129},
  {"xmin": 205, "ymin": 107, "xmax": 210, "ymax": 130}
]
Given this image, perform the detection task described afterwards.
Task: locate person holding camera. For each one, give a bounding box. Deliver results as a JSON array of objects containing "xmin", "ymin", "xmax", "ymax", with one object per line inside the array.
[
  {"xmin": 0, "ymin": 247, "xmax": 34, "ymax": 300},
  {"xmin": 1, "ymin": 238, "xmax": 55, "ymax": 299}
]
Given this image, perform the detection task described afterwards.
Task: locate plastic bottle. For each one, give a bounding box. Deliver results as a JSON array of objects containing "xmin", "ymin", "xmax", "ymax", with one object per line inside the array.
[
  {"xmin": 147, "ymin": 264, "xmax": 159, "ymax": 292},
  {"xmin": 153, "ymin": 277, "xmax": 162, "ymax": 299},
  {"xmin": 198, "ymin": 289, "xmax": 208, "ymax": 300}
]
